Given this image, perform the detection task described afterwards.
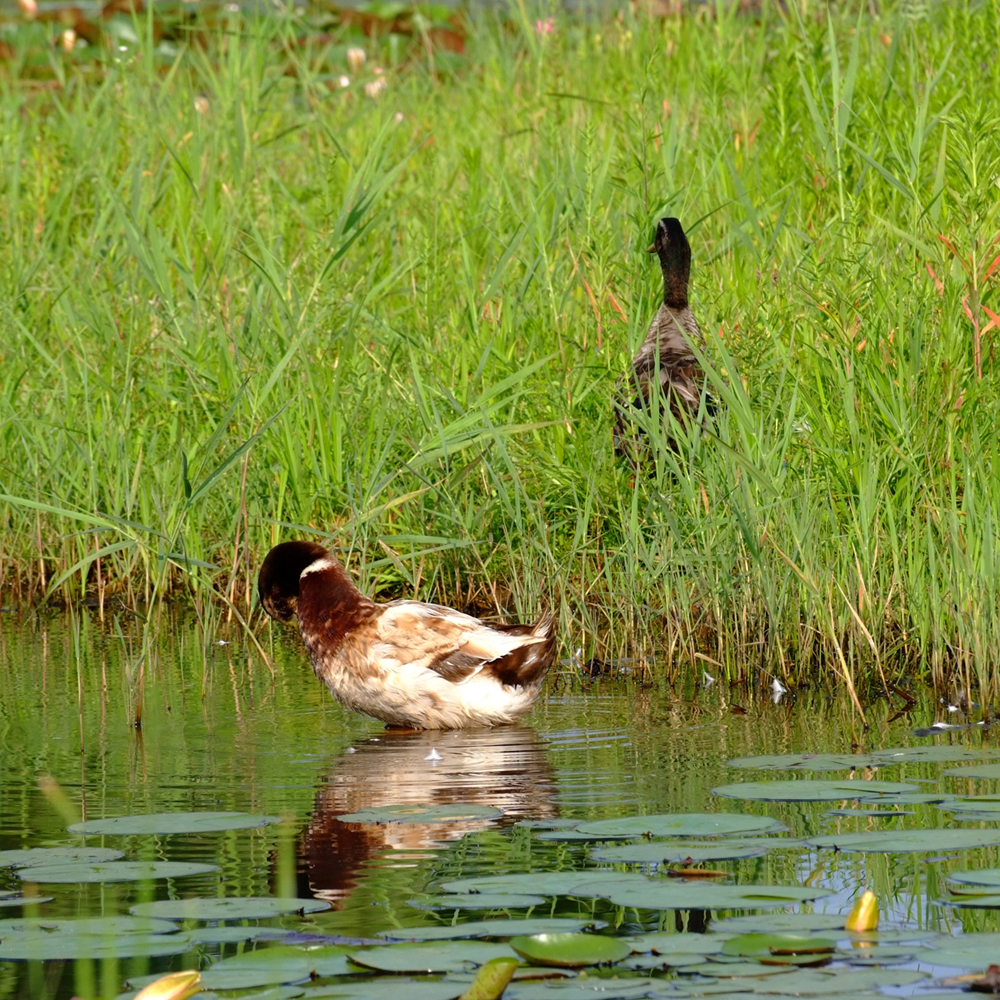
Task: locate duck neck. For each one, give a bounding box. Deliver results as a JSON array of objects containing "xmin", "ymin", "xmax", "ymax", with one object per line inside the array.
[
  {"xmin": 658, "ymin": 246, "xmax": 690, "ymax": 309},
  {"xmin": 297, "ymin": 558, "xmax": 375, "ymax": 653}
]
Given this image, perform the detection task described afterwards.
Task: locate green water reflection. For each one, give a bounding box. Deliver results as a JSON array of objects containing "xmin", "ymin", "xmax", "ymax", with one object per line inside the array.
[{"xmin": 3, "ymin": 611, "xmax": 1000, "ymax": 997}]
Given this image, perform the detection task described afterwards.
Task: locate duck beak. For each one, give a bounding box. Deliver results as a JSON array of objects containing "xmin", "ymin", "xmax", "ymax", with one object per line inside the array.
[{"xmin": 646, "ymin": 243, "xmax": 656, "ymax": 253}]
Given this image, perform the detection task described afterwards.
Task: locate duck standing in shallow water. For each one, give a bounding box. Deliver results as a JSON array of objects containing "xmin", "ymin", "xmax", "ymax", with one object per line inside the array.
[
  {"xmin": 258, "ymin": 540, "xmax": 556, "ymax": 730},
  {"xmin": 614, "ymin": 217, "xmax": 709, "ymax": 464}
]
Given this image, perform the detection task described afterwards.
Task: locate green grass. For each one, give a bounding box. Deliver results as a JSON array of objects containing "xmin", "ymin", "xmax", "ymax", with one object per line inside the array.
[{"xmin": 1, "ymin": 0, "xmax": 999, "ymax": 697}]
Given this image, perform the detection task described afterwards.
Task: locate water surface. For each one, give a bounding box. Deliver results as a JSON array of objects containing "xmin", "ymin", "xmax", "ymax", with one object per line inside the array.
[{"xmin": 1, "ymin": 611, "xmax": 999, "ymax": 998}]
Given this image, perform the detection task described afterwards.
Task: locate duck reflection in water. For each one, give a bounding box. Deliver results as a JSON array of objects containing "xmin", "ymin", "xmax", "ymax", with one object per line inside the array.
[{"xmin": 298, "ymin": 726, "xmax": 556, "ymax": 908}]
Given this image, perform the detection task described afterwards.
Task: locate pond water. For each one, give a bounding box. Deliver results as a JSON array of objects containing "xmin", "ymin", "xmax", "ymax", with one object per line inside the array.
[{"xmin": 2, "ymin": 611, "xmax": 1000, "ymax": 999}]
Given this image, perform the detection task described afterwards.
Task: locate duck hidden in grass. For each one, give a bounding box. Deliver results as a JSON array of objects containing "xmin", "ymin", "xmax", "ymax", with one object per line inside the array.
[{"xmin": 613, "ymin": 217, "xmax": 715, "ymax": 466}]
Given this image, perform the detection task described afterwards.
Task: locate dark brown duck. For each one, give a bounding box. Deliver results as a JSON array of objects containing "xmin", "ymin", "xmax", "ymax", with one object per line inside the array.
[{"xmin": 614, "ymin": 217, "xmax": 710, "ymax": 463}]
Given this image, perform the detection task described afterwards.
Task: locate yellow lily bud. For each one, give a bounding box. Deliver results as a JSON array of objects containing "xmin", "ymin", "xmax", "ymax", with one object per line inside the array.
[
  {"xmin": 134, "ymin": 970, "xmax": 202, "ymax": 1000},
  {"xmin": 845, "ymin": 890, "xmax": 879, "ymax": 932}
]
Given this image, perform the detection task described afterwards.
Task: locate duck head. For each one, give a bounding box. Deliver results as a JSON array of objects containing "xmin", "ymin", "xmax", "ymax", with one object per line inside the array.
[
  {"xmin": 647, "ymin": 217, "xmax": 691, "ymax": 309},
  {"xmin": 258, "ymin": 540, "xmax": 330, "ymax": 622}
]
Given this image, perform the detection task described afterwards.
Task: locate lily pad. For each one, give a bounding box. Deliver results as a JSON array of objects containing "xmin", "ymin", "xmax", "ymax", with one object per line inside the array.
[
  {"xmin": 711, "ymin": 913, "xmax": 848, "ymax": 933},
  {"xmin": 409, "ymin": 894, "xmax": 547, "ymax": 910},
  {"xmin": 0, "ymin": 932, "xmax": 189, "ymax": 961},
  {"xmin": 509, "ymin": 934, "xmax": 631, "ymax": 967},
  {"xmin": 378, "ymin": 918, "xmax": 602, "ymax": 941},
  {"xmin": 0, "ymin": 847, "xmax": 124, "ymax": 868},
  {"xmin": 296, "ymin": 983, "xmax": 464, "ymax": 999},
  {"xmin": 0, "ymin": 895, "xmax": 53, "ymax": 908},
  {"xmin": 683, "ymin": 960, "xmax": 796, "ymax": 977},
  {"xmin": 130, "ymin": 897, "xmax": 331, "ymax": 920},
  {"xmin": 822, "ymin": 808, "xmax": 912, "ymax": 817},
  {"xmin": 628, "ymin": 934, "xmax": 725, "ymax": 955},
  {"xmin": 856, "ymin": 791, "xmax": 954, "ymax": 804},
  {"xmin": 575, "ymin": 813, "xmax": 785, "ymax": 838},
  {"xmin": 438, "ymin": 872, "xmax": 636, "ymax": 897},
  {"xmin": 720, "ymin": 933, "xmax": 836, "ymax": 959},
  {"xmin": 871, "ymin": 746, "xmax": 1000, "ymax": 763},
  {"xmin": 807, "ymin": 829, "xmax": 1000, "ymax": 852},
  {"xmin": 203, "ymin": 946, "xmax": 355, "ymax": 989},
  {"xmin": 711, "ymin": 780, "xmax": 918, "ymax": 802},
  {"xmin": 938, "ymin": 893, "xmax": 1000, "ymax": 909},
  {"xmin": 0, "ymin": 916, "xmax": 179, "ymax": 938},
  {"xmin": 17, "ymin": 860, "xmax": 219, "ymax": 883},
  {"xmin": 347, "ymin": 941, "xmax": 516, "ymax": 973},
  {"xmin": 68, "ymin": 812, "xmax": 281, "ymax": 835},
  {"xmin": 590, "ymin": 839, "xmax": 791, "ymax": 864},
  {"xmin": 336, "ymin": 805, "xmax": 502, "ymax": 824},
  {"xmin": 722, "ymin": 967, "xmax": 927, "ymax": 994},
  {"xmin": 939, "ymin": 798, "xmax": 1000, "ymax": 814},
  {"xmin": 946, "ymin": 763, "xmax": 1000, "ymax": 779},
  {"xmin": 725, "ymin": 754, "xmax": 878, "ymax": 771},
  {"xmin": 591, "ymin": 881, "xmax": 831, "ymax": 911},
  {"xmin": 502, "ymin": 981, "xmax": 659, "ymax": 1000},
  {"xmin": 947, "ymin": 869, "xmax": 1000, "ymax": 888}
]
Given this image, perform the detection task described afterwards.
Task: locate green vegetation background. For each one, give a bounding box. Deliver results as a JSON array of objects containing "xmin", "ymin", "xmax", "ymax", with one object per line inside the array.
[{"xmin": 1, "ymin": 0, "xmax": 998, "ymax": 690}]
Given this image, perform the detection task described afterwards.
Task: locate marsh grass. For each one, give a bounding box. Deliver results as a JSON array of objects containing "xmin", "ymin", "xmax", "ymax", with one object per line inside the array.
[{"xmin": 1, "ymin": 0, "xmax": 999, "ymax": 698}]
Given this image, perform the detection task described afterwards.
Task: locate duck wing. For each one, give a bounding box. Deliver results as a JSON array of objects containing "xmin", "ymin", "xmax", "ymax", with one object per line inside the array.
[{"xmin": 375, "ymin": 602, "xmax": 553, "ymax": 686}]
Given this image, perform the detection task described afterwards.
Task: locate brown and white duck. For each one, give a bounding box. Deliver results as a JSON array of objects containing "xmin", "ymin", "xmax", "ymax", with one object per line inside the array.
[
  {"xmin": 258, "ymin": 540, "xmax": 556, "ymax": 730},
  {"xmin": 614, "ymin": 217, "xmax": 710, "ymax": 463}
]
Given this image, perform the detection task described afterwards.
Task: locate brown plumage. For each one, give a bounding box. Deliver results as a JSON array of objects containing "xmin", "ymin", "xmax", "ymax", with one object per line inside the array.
[
  {"xmin": 258, "ymin": 540, "xmax": 556, "ymax": 730},
  {"xmin": 614, "ymin": 217, "xmax": 709, "ymax": 464}
]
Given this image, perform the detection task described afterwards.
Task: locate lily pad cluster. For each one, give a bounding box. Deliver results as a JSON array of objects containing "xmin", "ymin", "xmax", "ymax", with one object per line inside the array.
[{"xmin": 13, "ymin": 748, "xmax": 1000, "ymax": 999}]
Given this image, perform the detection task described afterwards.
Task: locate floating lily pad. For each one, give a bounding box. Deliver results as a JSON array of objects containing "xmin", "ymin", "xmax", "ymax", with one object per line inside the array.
[
  {"xmin": 17, "ymin": 860, "xmax": 219, "ymax": 883},
  {"xmin": 0, "ymin": 932, "xmax": 189, "ymax": 961},
  {"xmin": 627, "ymin": 934, "xmax": 725, "ymax": 955},
  {"xmin": 130, "ymin": 897, "xmax": 331, "ymax": 920},
  {"xmin": 438, "ymin": 872, "xmax": 636, "ymax": 897},
  {"xmin": 946, "ymin": 763, "xmax": 1000, "ymax": 779},
  {"xmin": 515, "ymin": 820, "xmax": 583, "ymax": 830},
  {"xmin": 502, "ymin": 980, "xmax": 659, "ymax": 1000},
  {"xmin": 584, "ymin": 881, "xmax": 831, "ymax": 911},
  {"xmin": 575, "ymin": 813, "xmax": 785, "ymax": 838},
  {"xmin": 590, "ymin": 839, "xmax": 768, "ymax": 865},
  {"xmin": 807, "ymin": 829, "xmax": 1000, "ymax": 852},
  {"xmin": 0, "ymin": 915, "xmax": 178, "ymax": 935},
  {"xmin": 621, "ymin": 952, "xmax": 704, "ymax": 969},
  {"xmin": 938, "ymin": 893, "xmax": 1000, "ymax": 909},
  {"xmin": 508, "ymin": 934, "xmax": 630, "ymax": 968},
  {"xmin": 682, "ymin": 960, "xmax": 796, "ymax": 977},
  {"xmin": 0, "ymin": 847, "xmax": 124, "ymax": 868},
  {"xmin": 947, "ymin": 869, "xmax": 1000, "ymax": 888},
  {"xmin": 711, "ymin": 780, "xmax": 918, "ymax": 802},
  {"xmin": 721, "ymin": 967, "xmax": 927, "ymax": 994},
  {"xmin": 720, "ymin": 933, "xmax": 836, "ymax": 960},
  {"xmin": 409, "ymin": 894, "xmax": 546, "ymax": 911},
  {"xmin": 347, "ymin": 941, "xmax": 516, "ymax": 973},
  {"xmin": 856, "ymin": 791, "xmax": 954, "ymax": 804},
  {"xmin": 872, "ymin": 746, "xmax": 1000, "ymax": 763},
  {"xmin": 726, "ymin": 754, "xmax": 878, "ymax": 771},
  {"xmin": 711, "ymin": 913, "xmax": 848, "ymax": 933},
  {"xmin": 939, "ymin": 799, "xmax": 1000, "ymax": 814},
  {"xmin": 823, "ymin": 808, "xmax": 912, "ymax": 817},
  {"xmin": 189, "ymin": 926, "xmax": 264, "ymax": 944},
  {"xmin": 297, "ymin": 983, "xmax": 464, "ymax": 1000},
  {"xmin": 69, "ymin": 812, "xmax": 280, "ymax": 835},
  {"xmin": 0, "ymin": 895, "xmax": 53, "ymax": 908},
  {"xmin": 202, "ymin": 946, "xmax": 355, "ymax": 989},
  {"xmin": 533, "ymin": 831, "xmax": 611, "ymax": 843},
  {"xmin": 336, "ymin": 805, "xmax": 502, "ymax": 824},
  {"xmin": 378, "ymin": 918, "xmax": 602, "ymax": 941}
]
